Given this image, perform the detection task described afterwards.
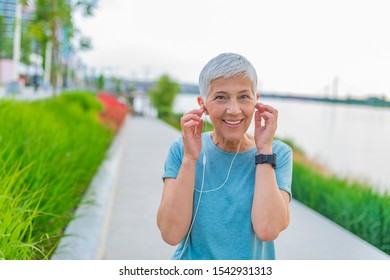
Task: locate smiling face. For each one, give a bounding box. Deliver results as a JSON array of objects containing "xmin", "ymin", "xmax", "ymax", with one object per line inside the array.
[{"xmin": 198, "ymin": 75, "xmax": 258, "ymax": 149}]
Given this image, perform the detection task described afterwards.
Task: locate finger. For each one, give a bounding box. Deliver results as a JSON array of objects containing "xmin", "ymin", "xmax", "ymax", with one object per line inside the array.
[
  {"xmin": 199, "ymin": 104, "xmax": 205, "ymax": 114},
  {"xmin": 255, "ymin": 102, "xmax": 273, "ymax": 111},
  {"xmin": 254, "ymin": 110, "xmax": 263, "ymax": 127},
  {"xmin": 197, "ymin": 105, "xmax": 205, "ymax": 118},
  {"xmin": 260, "ymin": 111, "xmax": 275, "ymax": 122},
  {"xmin": 181, "ymin": 113, "xmax": 201, "ymax": 124},
  {"xmin": 255, "ymin": 102, "xmax": 265, "ymax": 112},
  {"xmin": 183, "ymin": 119, "xmax": 200, "ymax": 128},
  {"xmin": 195, "ymin": 119, "xmax": 204, "ymax": 136},
  {"xmin": 256, "ymin": 103, "xmax": 278, "ymax": 120},
  {"xmin": 260, "ymin": 112, "xmax": 278, "ymax": 131},
  {"xmin": 185, "ymin": 107, "xmax": 204, "ymax": 118},
  {"xmin": 265, "ymin": 105, "xmax": 278, "ymax": 120},
  {"xmin": 255, "ymin": 109, "xmax": 261, "ymax": 119}
]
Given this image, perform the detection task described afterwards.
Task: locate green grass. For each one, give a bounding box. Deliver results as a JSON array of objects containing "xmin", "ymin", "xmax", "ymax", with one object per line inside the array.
[
  {"xmin": 0, "ymin": 91, "xmax": 114, "ymax": 259},
  {"xmin": 292, "ymin": 160, "xmax": 390, "ymax": 255}
]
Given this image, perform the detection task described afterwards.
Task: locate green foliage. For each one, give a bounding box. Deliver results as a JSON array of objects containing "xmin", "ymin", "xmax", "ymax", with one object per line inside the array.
[
  {"xmin": 75, "ymin": 0, "xmax": 98, "ymax": 17},
  {"xmin": 292, "ymin": 160, "xmax": 390, "ymax": 255},
  {"xmin": 97, "ymin": 74, "xmax": 105, "ymax": 90},
  {"xmin": 0, "ymin": 92, "xmax": 113, "ymax": 259},
  {"xmin": 58, "ymin": 90, "xmax": 102, "ymax": 112},
  {"xmin": 29, "ymin": 0, "xmax": 97, "ymax": 90},
  {"xmin": 21, "ymin": 23, "xmax": 33, "ymax": 65},
  {"xmin": 148, "ymin": 75, "xmax": 180, "ymax": 118},
  {"xmin": 78, "ymin": 36, "xmax": 92, "ymax": 51},
  {"xmin": 160, "ymin": 113, "xmax": 183, "ymax": 131}
]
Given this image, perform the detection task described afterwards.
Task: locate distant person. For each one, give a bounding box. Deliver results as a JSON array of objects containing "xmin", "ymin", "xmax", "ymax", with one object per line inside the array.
[
  {"xmin": 32, "ymin": 74, "xmax": 39, "ymax": 92},
  {"xmin": 157, "ymin": 53, "xmax": 293, "ymax": 260}
]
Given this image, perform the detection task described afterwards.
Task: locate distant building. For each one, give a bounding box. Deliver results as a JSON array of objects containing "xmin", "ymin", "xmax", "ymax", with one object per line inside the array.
[
  {"xmin": 0, "ymin": 0, "xmax": 16, "ymax": 37},
  {"xmin": 0, "ymin": 0, "xmax": 34, "ymax": 84},
  {"xmin": 0, "ymin": 0, "xmax": 33, "ymax": 44}
]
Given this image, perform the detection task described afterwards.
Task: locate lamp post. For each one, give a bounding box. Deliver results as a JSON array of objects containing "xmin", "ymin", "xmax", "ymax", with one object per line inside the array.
[{"xmin": 12, "ymin": 0, "xmax": 22, "ymax": 83}]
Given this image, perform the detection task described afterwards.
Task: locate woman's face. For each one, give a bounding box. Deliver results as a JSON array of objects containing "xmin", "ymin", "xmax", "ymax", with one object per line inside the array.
[{"xmin": 201, "ymin": 75, "xmax": 257, "ymax": 143}]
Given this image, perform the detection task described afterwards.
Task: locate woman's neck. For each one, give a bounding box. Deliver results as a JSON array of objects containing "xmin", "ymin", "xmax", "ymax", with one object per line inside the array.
[{"xmin": 211, "ymin": 132, "xmax": 255, "ymax": 152}]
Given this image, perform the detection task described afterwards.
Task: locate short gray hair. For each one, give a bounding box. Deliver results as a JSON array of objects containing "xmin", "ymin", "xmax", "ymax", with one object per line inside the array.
[{"xmin": 198, "ymin": 53, "xmax": 258, "ymax": 99}]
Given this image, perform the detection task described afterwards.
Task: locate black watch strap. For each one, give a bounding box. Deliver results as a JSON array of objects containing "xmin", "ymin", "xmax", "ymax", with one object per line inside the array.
[{"xmin": 255, "ymin": 153, "xmax": 276, "ymax": 168}]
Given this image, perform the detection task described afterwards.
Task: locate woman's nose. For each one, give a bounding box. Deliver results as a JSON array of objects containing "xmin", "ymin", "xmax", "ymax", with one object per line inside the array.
[{"xmin": 227, "ymin": 100, "xmax": 241, "ymax": 114}]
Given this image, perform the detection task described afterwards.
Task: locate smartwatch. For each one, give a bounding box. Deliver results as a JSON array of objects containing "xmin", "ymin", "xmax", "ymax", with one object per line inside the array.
[{"xmin": 255, "ymin": 153, "xmax": 276, "ymax": 168}]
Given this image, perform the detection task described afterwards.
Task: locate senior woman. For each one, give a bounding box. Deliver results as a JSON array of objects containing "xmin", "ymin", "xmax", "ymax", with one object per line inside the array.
[{"xmin": 157, "ymin": 53, "xmax": 292, "ymax": 260}]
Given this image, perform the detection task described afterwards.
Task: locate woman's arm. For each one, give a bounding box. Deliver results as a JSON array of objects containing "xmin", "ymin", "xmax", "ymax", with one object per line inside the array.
[
  {"xmin": 157, "ymin": 106, "xmax": 205, "ymax": 245},
  {"xmin": 251, "ymin": 103, "xmax": 290, "ymax": 241},
  {"xmin": 157, "ymin": 158, "xmax": 197, "ymax": 246},
  {"xmin": 251, "ymin": 161, "xmax": 290, "ymax": 241}
]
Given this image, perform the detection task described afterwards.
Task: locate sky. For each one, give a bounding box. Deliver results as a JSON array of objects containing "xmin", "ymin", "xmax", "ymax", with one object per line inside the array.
[{"xmin": 74, "ymin": 0, "xmax": 390, "ymax": 99}]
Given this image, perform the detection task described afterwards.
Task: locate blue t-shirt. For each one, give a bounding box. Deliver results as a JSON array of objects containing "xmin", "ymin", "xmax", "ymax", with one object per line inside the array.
[{"xmin": 163, "ymin": 132, "xmax": 292, "ymax": 260}]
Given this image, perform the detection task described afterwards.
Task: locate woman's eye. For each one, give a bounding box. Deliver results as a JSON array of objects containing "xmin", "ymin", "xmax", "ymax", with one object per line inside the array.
[
  {"xmin": 215, "ymin": 96, "xmax": 226, "ymax": 100},
  {"xmin": 240, "ymin": 95, "xmax": 251, "ymax": 99}
]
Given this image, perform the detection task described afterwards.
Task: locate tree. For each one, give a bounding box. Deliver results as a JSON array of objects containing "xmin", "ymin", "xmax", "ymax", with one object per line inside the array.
[
  {"xmin": 29, "ymin": 0, "xmax": 97, "ymax": 94},
  {"xmin": 97, "ymin": 73, "xmax": 105, "ymax": 90},
  {"xmin": 20, "ymin": 20, "xmax": 32, "ymax": 65},
  {"xmin": 148, "ymin": 75, "xmax": 180, "ymax": 118}
]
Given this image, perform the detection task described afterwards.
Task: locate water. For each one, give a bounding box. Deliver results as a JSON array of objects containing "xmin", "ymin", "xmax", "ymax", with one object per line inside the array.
[{"xmin": 174, "ymin": 93, "xmax": 390, "ymax": 194}]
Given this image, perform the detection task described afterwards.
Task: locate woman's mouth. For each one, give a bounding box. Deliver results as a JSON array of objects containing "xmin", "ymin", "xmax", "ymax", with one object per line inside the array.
[{"xmin": 223, "ymin": 119, "xmax": 243, "ymax": 127}]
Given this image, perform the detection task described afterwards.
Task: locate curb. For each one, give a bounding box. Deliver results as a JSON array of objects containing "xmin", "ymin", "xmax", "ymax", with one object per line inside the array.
[{"xmin": 51, "ymin": 116, "xmax": 130, "ymax": 260}]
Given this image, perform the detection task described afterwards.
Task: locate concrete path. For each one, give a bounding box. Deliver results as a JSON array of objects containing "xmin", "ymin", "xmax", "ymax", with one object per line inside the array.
[
  {"xmin": 101, "ymin": 116, "xmax": 178, "ymax": 259},
  {"xmin": 276, "ymin": 200, "xmax": 389, "ymax": 259}
]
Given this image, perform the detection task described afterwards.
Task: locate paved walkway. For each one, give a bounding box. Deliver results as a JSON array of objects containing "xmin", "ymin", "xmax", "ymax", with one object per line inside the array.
[
  {"xmin": 53, "ymin": 115, "xmax": 390, "ymax": 260},
  {"xmin": 101, "ymin": 116, "xmax": 178, "ymax": 259},
  {"xmin": 0, "ymin": 85, "xmax": 53, "ymax": 100}
]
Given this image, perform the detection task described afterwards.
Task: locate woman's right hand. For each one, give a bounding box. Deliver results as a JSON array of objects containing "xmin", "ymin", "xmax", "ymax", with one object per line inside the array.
[{"xmin": 180, "ymin": 105, "xmax": 205, "ymax": 162}]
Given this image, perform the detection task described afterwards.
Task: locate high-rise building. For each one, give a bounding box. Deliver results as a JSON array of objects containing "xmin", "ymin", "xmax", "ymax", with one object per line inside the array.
[
  {"xmin": 0, "ymin": 0, "xmax": 34, "ymax": 84},
  {"xmin": 1, "ymin": 1, "xmax": 76, "ymax": 87},
  {"xmin": 0, "ymin": 0, "xmax": 17, "ymax": 37},
  {"xmin": 0, "ymin": 0, "xmax": 34, "ymax": 39}
]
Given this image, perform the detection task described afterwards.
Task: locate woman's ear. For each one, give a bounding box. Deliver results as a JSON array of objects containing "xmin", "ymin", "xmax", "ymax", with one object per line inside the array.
[
  {"xmin": 197, "ymin": 96, "xmax": 208, "ymax": 115},
  {"xmin": 197, "ymin": 95, "xmax": 204, "ymax": 106}
]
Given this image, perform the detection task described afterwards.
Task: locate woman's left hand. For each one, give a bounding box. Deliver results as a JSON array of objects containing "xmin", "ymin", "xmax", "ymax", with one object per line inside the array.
[{"xmin": 254, "ymin": 103, "xmax": 278, "ymax": 153}]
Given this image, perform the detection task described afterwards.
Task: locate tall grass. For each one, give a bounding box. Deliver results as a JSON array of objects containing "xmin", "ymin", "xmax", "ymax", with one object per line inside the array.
[
  {"xmin": 0, "ymin": 92, "xmax": 114, "ymax": 259},
  {"xmin": 292, "ymin": 154, "xmax": 390, "ymax": 255}
]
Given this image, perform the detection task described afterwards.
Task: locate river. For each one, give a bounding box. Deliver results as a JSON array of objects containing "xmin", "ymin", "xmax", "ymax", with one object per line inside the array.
[{"xmin": 173, "ymin": 93, "xmax": 390, "ymax": 194}]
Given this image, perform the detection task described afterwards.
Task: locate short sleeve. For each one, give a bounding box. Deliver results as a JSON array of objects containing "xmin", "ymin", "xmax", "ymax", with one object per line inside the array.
[
  {"xmin": 273, "ymin": 141, "xmax": 293, "ymax": 199},
  {"xmin": 162, "ymin": 137, "xmax": 184, "ymax": 181}
]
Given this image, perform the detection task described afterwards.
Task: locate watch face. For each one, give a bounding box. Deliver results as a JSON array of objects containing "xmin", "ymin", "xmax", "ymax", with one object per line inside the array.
[{"xmin": 255, "ymin": 154, "xmax": 276, "ymax": 168}]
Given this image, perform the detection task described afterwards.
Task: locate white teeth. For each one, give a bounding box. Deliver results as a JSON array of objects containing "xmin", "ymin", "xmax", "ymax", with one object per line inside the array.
[{"xmin": 224, "ymin": 120, "xmax": 241, "ymax": 125}]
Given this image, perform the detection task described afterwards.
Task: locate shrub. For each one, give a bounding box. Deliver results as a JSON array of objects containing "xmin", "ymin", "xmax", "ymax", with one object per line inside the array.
[
  {"xmin": 148, "ymin": 75, "xmax": 180, "ymax": 118},
  {"xmin": 97, "ymin": 92, "xmax": 128, "ymax": 132},
  {"xmin": 292, "ymin": 156, "xmax": 390, "ymax": 255},
  {"xmin": 0, "ymin": 92, "xmax": 114, "ymax": 259}
]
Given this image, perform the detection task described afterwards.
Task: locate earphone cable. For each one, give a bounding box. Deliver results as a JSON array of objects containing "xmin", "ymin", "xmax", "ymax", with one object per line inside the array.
[{"xmin": 178, "ymin": 152, "xmax": 206, "ymax": 260}]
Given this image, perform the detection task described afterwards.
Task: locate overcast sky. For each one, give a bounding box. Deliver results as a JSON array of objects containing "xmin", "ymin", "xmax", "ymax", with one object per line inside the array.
[{"xmin": 75, "ymin": 0, "xmax": 390, "ymax": 98}]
